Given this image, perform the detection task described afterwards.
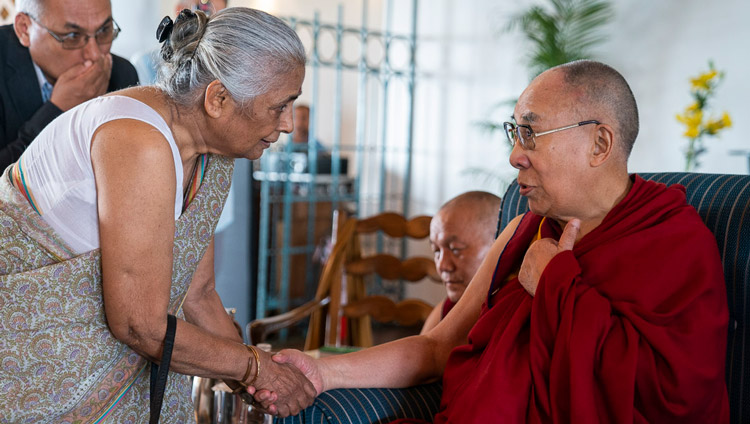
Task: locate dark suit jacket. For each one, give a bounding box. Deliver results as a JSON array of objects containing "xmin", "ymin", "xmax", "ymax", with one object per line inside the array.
[{"xmin": 0, "ymin": 24, "xmax": 139, "ymax": 170}]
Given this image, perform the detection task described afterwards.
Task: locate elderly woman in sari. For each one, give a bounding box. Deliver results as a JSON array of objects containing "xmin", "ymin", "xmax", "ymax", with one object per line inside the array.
[{"xmin": 0, "ymin": 7, "xmax": 314, "ymax": 422}]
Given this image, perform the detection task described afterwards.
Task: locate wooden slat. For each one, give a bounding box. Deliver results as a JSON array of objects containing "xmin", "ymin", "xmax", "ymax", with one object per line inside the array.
[
  {"xmin": 343, "ymin": 296, "xmax": 433, "ymax": 326},
  {"xmin": 345, "ymin": 254, "xmax": 440, "ymax": 282},
  {"xmin": 356, "ymin": 213, "xmax": 431, "ymax": 239}
]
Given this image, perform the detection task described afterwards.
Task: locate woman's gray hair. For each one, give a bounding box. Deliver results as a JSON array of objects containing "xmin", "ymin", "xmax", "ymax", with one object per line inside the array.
[{"xmin": 156, "ymin": 7, "xmax": 306, "ymax": 108}]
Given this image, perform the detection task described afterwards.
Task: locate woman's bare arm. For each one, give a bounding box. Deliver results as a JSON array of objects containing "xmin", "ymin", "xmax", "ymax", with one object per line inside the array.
[
  {"xmin": 93, "ymin": 119, "xmax": 247, "ymax": 377},
  {"xmin": 182, "ymin": 239, "xmax": 243, "ymax": 343},
  {"xmin": 92, "ymin": 119, "xmax": 315, "ymax": 415}
]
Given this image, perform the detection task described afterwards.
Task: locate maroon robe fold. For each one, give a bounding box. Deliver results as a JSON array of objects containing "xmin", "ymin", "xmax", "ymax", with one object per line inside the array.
[{"xmin": 402, "ymin": 175, "xmax": 729, "ymax": 423}]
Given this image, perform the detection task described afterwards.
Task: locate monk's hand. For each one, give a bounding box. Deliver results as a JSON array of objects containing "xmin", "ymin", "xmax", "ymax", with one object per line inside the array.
[
  {"xmin": 254, "ymin": 349, "xmax": 325, "ymax": 414},
  {"xmin": 246, "ymin": 349, "xmax": 317, "ymax": 417},
  {"xmin": 518, "ymin": 219, "xmax": 580, "ymax": 296},
  {"xmin": 273, "ymin": 349, "xmax": 325, "ymax": 395}
]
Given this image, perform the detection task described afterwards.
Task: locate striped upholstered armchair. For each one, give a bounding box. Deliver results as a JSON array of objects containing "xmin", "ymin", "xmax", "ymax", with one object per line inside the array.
[{"xmin": 279, "ymin": 172, "xmax": 750, "ymax": 424}]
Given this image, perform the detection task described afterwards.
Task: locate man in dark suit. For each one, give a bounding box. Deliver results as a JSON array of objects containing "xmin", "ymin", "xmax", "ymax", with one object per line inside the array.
[{"xmin": 0, "ymin": 0, "xmax": 139, "ymax": 170}]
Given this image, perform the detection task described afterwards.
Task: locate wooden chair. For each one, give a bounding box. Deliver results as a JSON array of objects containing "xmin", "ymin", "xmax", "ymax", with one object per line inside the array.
[{"xmin": 248, "ymin": 211, "xmax": 440, "ymax": 351}]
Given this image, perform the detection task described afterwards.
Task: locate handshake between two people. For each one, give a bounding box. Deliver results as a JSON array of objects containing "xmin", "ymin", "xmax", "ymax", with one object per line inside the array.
[
  {"xmin": 232, "ymin": 348, "xmax": 324, "ymax": 417},
  {"xmin": 234, "ymin": 218, "xmax": 584, "ymax": 417}
]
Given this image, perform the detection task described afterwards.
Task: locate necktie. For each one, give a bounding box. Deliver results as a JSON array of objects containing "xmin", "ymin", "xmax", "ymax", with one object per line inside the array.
[{"xmin": 41, "ymin": 82, "xmax": 53, "ymax": 103}]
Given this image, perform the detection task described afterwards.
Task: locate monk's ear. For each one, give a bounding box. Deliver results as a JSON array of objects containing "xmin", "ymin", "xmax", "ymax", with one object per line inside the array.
[
  {"xmin": 14, "ymin": 13, "xmax": 32, "ymax": 47},
  {"xmin": 590, "ymin": 123, "xmax": 615, "ymax": 167},
  {"xmin": 203, "ymin": 80, "xmax": 231, "ymax": 119}
]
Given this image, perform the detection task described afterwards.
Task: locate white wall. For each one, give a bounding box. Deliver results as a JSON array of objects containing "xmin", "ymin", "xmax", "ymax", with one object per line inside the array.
[
  {"xmin": 600, "ymin": 0, "xmax": 749, "ymax": 174},
  {"xmin": 110, "ymin": 0, "xmax": 162, "ymax": 60}
]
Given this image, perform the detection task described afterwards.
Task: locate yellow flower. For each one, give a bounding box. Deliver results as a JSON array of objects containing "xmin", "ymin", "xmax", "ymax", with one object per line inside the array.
[
  {"xmin": 703, "ymin": 112, "xmax": 732, "ymax": 135},
  {"xmin": 684, "ymin": 126, "xmax": 700, "ymax": 138},
  {"xmin": 676, "ymin": 109, "xmax": 703, "ymax": 127},
  {"xmin": 721, "ymin": 111, "xmax": 732, "ymax": 128},
  {"xmin": 679, "ymin": 62, "xmax": 731, "ymax": 171},
  {"xmin": 690, "ymin": 70, "xmax": 718, "ymax": 91},
  {"xmin": 705, "ymin": 119, "xmax": 722, "ymax": 135}
]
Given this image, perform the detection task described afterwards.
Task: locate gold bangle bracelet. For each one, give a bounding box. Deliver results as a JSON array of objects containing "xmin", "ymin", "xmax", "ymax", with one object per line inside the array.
[
  {"xmin": 238, "ymin": 349, "xmax": 253, "ymax": 388},
  {"xmin": 244, "ymin": 344, "xmax": 261, "ymax": 387}
]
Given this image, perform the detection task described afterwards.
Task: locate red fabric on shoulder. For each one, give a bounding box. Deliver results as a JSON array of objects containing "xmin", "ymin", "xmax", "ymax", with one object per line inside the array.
[{"xmin": 431, "ymin": 175, "xmax": 729, "ymax": 423}]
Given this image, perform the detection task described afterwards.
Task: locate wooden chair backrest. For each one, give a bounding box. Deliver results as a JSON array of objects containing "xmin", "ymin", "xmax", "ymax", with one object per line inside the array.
[{"xmin": 304, "ymin": 211, "xmax": 440, "ymax": 350}]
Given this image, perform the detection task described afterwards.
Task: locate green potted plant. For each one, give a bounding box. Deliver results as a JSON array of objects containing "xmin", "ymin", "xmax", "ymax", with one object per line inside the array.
[{"xmin": 506, "ymin": 0, "xmax": 615, "ymax": 79}]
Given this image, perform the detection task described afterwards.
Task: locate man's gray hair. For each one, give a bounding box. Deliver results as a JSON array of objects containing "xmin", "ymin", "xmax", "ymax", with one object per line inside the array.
[
  {"xmin": 18, "ymin": 0, "xmax": 112, "ymax": 17},
  {"xmin": 156, "ymin": 7, "xmax": 306, "ymax": 108},
  {"xmin": 17, "ymin": 0, "xmax": 46, "ymax": 16}
]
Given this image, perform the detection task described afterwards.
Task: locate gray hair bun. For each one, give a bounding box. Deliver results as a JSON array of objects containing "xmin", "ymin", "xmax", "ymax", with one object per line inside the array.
[
  {"xmin": 155, "ymin": 7, "xmax": 306, "ymax": 108},
  {"xmin": 159, "ymin": 9, "xmax": 208, "ymax": 63}
]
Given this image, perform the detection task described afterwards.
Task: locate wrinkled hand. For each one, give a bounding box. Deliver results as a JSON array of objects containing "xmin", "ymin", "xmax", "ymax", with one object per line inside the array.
[
  {"xmin": 247, "ymin": 349, "xmax": 317, "ymax": 417},
  {"xmin": 253, "ymin": 349, "xmax": 324, "ymax": 415},
  {"xmin": 518, "ymin": 218, "xmax": 580, "ymax": 296},
  {"xmin": 50, "ymin": 54, "xmax": 113, "ymax": 111},
  {"xmin": 274, "ymin": 349, "xmax": 325, "ymax": 394}
]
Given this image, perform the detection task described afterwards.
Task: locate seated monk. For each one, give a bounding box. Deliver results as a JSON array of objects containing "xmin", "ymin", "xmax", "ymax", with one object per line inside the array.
[
  {"xmin": 261, "ymin": 60, "xmax": 730, "ymax": 423},
  {"xmin": 421, "ymin": 191, "xmax": 500, "ymax": 334}
]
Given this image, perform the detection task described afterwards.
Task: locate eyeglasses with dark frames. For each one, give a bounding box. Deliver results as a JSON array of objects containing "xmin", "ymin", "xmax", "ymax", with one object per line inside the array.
[
  {"xmin": 503, "ymin": 120, "xmax": 601, "ymax": 150},
  {"xmin": 25, "ymin": 13, "xmax": 120, "ymax": 50}
]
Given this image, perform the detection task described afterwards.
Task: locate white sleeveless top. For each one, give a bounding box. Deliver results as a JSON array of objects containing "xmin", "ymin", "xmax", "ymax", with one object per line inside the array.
[{"xmin": 18, "ymin": 95, "xmax": 184, "ymax": 254}]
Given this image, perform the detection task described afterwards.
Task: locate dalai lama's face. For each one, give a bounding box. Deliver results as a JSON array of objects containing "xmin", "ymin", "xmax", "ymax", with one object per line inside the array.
[{"xmin": 509, "ymin": 69, "xmax": 600, "ymax": 222}]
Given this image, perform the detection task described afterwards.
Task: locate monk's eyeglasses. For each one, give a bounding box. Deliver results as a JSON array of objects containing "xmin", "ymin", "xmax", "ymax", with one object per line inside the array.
[{"xmin": 503, "ymin": 120, "xmax": 600, "ymax": 150}]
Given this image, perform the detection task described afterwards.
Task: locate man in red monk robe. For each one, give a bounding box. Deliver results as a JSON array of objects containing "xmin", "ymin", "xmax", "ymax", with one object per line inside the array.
[{"xmin": 259, "ymin": 60, "xmax": 730, "ymax": 423}]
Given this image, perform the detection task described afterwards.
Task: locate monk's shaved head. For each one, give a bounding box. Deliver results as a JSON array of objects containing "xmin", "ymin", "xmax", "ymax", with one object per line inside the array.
[
  {"xmin": 553, "ymin": 60, "xmax": 639, "ymax": 158},
  {"xmin": 438, "ymin": 191, "xmax": 501, "ymax": 231},
  {"xmin": 430, "ymin": 191, "xmax": 501, "ymax": 303}
]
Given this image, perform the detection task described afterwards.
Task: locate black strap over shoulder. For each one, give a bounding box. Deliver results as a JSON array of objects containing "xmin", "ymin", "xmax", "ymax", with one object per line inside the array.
[{"xmin": 150, "ymin": 314, "xmax": 177, "ymax": 424}]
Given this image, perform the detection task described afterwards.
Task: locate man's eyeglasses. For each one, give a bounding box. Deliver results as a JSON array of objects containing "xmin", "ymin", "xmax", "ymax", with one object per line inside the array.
[
  {"xmin": 503, "ymin": 120, "xmax": 600, "ymax": 150},
  {"xmin": 26, "ymin": 14, "xmax": 120, "ymax": 50}
]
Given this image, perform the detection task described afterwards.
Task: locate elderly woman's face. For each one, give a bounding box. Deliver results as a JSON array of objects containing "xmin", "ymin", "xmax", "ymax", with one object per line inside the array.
[
  {"xmin": 218, "ymin": 67, "xmax": 305, "ymax": 160},
  {"xmin": 508, "ymin": 70, "xmax": 598, "ymax": 221}
]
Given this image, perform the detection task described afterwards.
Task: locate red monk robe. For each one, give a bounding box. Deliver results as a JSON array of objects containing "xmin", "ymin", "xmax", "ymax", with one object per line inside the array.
[{"xmin": 398, "ymin": 175, "xmax": 729, "ymax": 423}]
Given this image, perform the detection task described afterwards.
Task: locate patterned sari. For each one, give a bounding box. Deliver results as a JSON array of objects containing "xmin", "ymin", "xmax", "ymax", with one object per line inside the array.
[{"xmin": 0, "ymin": 154, "xmax": 234, "ymax": 423}]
